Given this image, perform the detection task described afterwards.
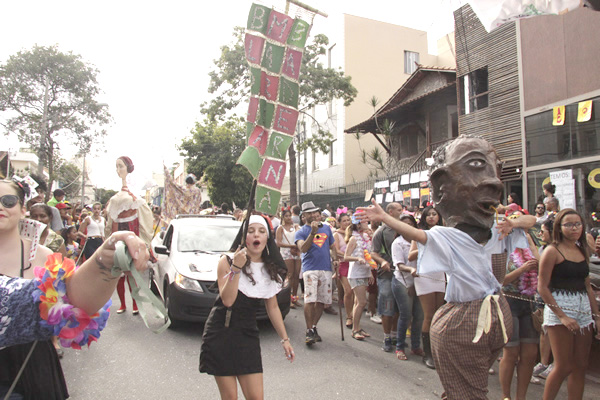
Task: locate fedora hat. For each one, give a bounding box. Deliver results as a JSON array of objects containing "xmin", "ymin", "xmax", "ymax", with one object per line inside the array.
[{"xmin": 301, "ymin": 201, "xmax": 320, "ymax": 213}]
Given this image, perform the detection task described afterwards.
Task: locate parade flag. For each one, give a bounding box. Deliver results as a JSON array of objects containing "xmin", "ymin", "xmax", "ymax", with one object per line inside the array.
[
  {"xmin": 552, "ymin": 105, "xmax": 565, "ymax": 126},
  {"xmin": 238, "ymin": 3, "xmax": 310, "ymax": 214},
  {"xmin": 577, "ymin": 100, "xmax": 592, "ymax": 122}
]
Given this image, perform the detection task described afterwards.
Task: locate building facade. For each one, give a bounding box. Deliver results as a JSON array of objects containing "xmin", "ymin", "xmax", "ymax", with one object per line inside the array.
[{"xmin": 285, "ymin": 14, "xmax": 455, "ymax": 204}]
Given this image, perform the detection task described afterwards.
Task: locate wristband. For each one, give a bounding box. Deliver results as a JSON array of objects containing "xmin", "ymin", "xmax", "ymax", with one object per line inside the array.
[
  {"xmin": 280, "ymin": 338, "xmax": 290, "ymax": 343},
  {"xmin": 231, "ymin": 263, "xmax": 243, "ymax": 270}
]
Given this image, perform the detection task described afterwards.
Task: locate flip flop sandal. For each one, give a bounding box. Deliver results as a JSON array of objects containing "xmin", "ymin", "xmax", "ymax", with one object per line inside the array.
[
  {"xmin": 345, "ymin": 317, "xmax": 353, "ymax": 328},
  {"xmin": 396, "ymin": 349, "xmax": 408, "ymax": 360},
  {"xmin": 352, "ymin": 331, "xmax": 365, "ymax": 340},
  {"xmin": 358, "ymin": 329, "xmax": 370, "ymax": 337}
]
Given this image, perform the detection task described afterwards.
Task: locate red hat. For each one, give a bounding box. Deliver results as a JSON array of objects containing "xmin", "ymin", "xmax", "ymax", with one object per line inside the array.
[
  {"xmin": 505, "ymin": 203, "xmax": 522, "ymax": 216},
  {"xmin": 56, "ymin": 203, "xmax": 71, "ymax": 210}
]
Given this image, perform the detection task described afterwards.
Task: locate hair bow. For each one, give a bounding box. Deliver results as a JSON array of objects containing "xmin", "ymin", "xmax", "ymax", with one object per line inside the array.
[{"xmin": 336, "ymin": 207, "xmax": 348, "ymax": 216}]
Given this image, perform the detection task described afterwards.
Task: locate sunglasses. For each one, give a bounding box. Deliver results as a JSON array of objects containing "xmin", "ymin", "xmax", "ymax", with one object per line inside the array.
[{"xmin": 0, "ymin": 194, "xmax": 20, "ymax": 208}]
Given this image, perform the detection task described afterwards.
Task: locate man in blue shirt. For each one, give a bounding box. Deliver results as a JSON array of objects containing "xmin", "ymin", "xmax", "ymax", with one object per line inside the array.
[{"xmin": 295, "ymin": 201, "xmax": 339, "ymax": 345}]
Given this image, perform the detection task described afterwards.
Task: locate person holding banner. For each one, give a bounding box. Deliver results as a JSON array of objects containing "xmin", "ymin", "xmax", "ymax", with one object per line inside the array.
[{"xmin": 199, "ymin": 215, "xmax": 294, "ymax": 399}]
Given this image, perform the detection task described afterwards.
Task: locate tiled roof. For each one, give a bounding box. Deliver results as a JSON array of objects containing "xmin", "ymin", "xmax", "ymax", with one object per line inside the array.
[{"xmin": 345, "ymin": 64, "xmax": 456, "ymax": 134}]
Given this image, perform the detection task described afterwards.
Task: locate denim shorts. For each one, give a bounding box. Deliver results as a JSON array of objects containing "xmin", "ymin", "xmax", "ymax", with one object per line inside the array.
[
  {"xmin": 506, "ymin": 295, "xmax": 539, "ymax": 347},
  {"xmin": 377, "ymin": 276, "xmax": 398, "ymax": 316},
  {"xmin": 348, "ymin": 278, "xmax": 369, "ymax": 289},
  {"xmin": 543, "ymin": 291, "xmax": 593, "ymax": 332}
]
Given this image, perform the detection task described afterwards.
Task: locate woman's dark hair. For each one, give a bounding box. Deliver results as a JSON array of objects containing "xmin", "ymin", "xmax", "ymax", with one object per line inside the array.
[
  {"xmin": 508, "ymin": 192, "xmax": 521, "ymax": 206},
  {"xmin": 543, "ymin": 183, "xmax": 556, "ymax": 195},
  {"xmin": 30, "ymin": 203, "xmax": 53, "ymax": 220},
  {"xmin": 228, "ymin": 215, "xmax": 286, "ymax": 285},
  {"xmin": 61, "ymin": 226, "xmax": 77, "ymax": 242},
  {"xmin": 336, "ymin": 212, "xmax": 349, "ymax": 224},
  {"xmin": 552, "ymin": 209, "xmax": 590, "ymax": 263},
  {"xmin": 185, "ymin": 174, "xmax": 196, "ymax": 185},
  {"xmin": 399, "ymin": 214, "xmax": 418, "ymax": 228},
  {"xmin": 542, "ymin": 217, "xmax": 554, "ymax": 235},
  {"xmin": 281, "ymin": 209, "xmax": 291, "ymax": 218},
  {"xmin": 2, "ymin": 179, "xmax": 30, "ymax": 205},
  {"xmin": 418, "ymin": 206, "xmax": 443, "ymax": 230},
  {"xmin": 118, "ymin": 156, "xmax": 134, "ymax": 173}
]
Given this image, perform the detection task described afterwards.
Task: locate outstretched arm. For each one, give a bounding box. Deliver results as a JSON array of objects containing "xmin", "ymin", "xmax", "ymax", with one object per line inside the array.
[
  {"xmin": 66, "ymin": 231, "xmax": 150, "ymax": 315},
  {"xmin": 357, "ymin": 199, "xmax": 427, "ymax": 244}
]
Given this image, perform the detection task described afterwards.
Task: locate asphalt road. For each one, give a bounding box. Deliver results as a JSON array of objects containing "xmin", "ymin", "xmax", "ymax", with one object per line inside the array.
[{"xmin": 61, "ymin": 292, "xmax": 600, "ymax": 399}]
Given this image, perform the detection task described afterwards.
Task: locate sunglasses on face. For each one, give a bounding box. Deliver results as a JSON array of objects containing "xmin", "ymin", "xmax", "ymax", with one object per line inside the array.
[{"xmin": 0, "ymin": 194, "xmax": 20, "ymax": 208}]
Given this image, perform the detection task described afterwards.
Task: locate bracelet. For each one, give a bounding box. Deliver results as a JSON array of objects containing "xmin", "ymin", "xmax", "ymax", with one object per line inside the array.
[
  {"xmin": 280, "ymin": 338, "xmax": 289, "ymax": 343},
  {"xmin": 231, "ymin": 263, "xmax": 243, "ymax": 270},
  {"xmin": 226, "ymin": 266, "xmax": 241, "ymax": 281}
]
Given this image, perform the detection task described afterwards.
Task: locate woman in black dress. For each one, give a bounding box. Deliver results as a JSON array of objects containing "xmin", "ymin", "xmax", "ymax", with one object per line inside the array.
[{"xmin": 200, "ymin": 215, "xmax": 295, "ymax": 399}]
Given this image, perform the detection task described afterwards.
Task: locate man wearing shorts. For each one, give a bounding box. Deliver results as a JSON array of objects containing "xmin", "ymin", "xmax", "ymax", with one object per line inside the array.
[
  {"xmin": 295, "ymin": 201, "xmax": 339, "ymax": 346},
  {"xmin": 371, "ymin": 202, "xmax": 402, "ymax": 352}
]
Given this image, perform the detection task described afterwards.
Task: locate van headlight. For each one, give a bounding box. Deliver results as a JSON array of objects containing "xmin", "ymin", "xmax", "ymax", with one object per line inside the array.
[{"xmin": 175, "ymin": 272, "xmax": 203, "ymax": 292}]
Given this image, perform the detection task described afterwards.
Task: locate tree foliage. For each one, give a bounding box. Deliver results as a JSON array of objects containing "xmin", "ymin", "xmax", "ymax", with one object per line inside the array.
[
  {"xmin": 55, "ymin": 160, "xmax": 81, "ymax": 200},
  {"xmin": 95, "ymin": 188, "xmax": 118, "ymax": 206},
  {"xmin": 199, "ymin": 26, "xmax": 357, "ymax": 203},
  {"xmin": 0, "ymin": 45, "xmax": 111, "ymax": 182},
  {"xmin": 180, "ymin": 120, "xmax": 253, "ymax": 207}
]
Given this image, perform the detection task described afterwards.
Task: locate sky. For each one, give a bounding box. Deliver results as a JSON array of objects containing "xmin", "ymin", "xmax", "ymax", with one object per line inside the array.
[{"xmin": 0, "ymin": 0, "xmax": 461, "ymax": 194}]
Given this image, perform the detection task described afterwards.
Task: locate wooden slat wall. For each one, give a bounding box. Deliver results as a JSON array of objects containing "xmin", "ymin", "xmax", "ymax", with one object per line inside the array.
[{"xmin": 454, "ymin": 5, "xmax": 522, "ymax": 180}]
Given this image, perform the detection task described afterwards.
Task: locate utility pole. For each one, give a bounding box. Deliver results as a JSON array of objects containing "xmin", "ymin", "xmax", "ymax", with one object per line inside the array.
[
  {"xmin": 38, "ymin": 77, "xmax": 50, "ymax": 177},
  {"xmin": 81, "ymin": 154, "xmax": 86, "ymax": 207}
]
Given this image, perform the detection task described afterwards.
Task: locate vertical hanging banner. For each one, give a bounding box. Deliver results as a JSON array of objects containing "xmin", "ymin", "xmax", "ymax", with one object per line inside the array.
[
  {"xmin": 577, "ymin": 100, "xmax": 592, "ymax": 122},
  {"xmin": 238, "ymin": 3, "xmax": 310, "ymax": 215},
  {"xmin": 552, "ymin": 105, "xmax": 565, "ymax": 126}
]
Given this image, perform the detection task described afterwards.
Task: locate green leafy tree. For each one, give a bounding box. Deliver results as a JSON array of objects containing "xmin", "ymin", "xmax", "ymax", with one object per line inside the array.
[
  {"xmin": 95, "ymin": 188, "xmax": 118, "ymax": 205},
  {"xmin": 201, "ymin": 27, "xmax": 357, "ymax": 204},
  {"xmin": 55, "ymin": 160, "xmax": 81, "ymax": 201},
  {"xmin": 180, "ymin": 120, "xmax": 253, "ymax": 207},
  {"xmin": 0, "ymin": 45, "xmax": 111, "ymax": 184}
]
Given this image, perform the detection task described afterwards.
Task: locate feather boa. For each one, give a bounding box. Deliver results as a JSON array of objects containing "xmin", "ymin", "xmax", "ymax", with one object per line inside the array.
[
  {"xmin": 509, "ymin": 248, "xmax": 537, "ymax": 296},
  {"xmin": 32, "ymin": 254, "xmax": 111, "ymax": 349}
]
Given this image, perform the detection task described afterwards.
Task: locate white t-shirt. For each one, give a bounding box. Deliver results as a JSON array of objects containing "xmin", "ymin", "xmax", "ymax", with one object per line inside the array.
[
  {"xmin": 391, "ymin": 235, "xmax": 415, "ymax": 287},
  {"xmin": 417, "ymin": 224, "xmax": 528, "ymax": 303}
]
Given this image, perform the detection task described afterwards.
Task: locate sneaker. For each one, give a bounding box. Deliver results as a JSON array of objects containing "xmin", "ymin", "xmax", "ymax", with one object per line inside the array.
[
  {"xmin": 539, "ymin": 363, "xmax": 554, "ymax": 379},
  {"xmin": 313, "ymin": 327, "xmax": 322, "ymax": 342},
  {"xmin": 391, "ymin": 336, "xmax": 397, "ymax": 346},
  {"xmin": 532, "ymin": 362, "xmax": 548, "ymax": 377},
  {"xmin": 370, "ymin": 314, "xmax": 382, "ymax": 324},
  {"xmin": 305, "ymin": 329, "xmax": 316, "ymax": 346},
  {"xmin": 530, "ymin": 376, "xmax": 542, "ymax": 385},
  {"xmin": 382, "ymin": 337, "xmax": 393, "ymax": 352}
]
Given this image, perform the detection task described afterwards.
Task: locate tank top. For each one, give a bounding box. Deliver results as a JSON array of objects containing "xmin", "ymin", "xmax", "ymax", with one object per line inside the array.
[
  {"xmin": 550, "ymin": 247, "xmax": 589, "ymax": 294},
  {"xmin": 281, "ymin": 225, "xmax": 296, "ymax": 247},
  {"xmin": 86, "ymin": 216, "xmax": 105, "ymax": 237}
]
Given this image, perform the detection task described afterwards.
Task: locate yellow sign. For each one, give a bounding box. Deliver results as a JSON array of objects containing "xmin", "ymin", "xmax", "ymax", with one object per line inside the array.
[
  {"xmin": 552, "ymin": 106, "xmax": 565, "ymax": 126},
  {"xmin": 589, "ymin": 168, "xmax": 600, "ymax": 189},
  {"xmin": 577, "ymin": 100, "xmax": 592, "ymax": 122}
]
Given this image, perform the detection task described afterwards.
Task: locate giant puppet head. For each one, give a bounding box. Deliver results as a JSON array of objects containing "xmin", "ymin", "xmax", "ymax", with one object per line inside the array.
[{"xmin": 428, "ymin": 135, "xmax": 504, "ymax": 243}]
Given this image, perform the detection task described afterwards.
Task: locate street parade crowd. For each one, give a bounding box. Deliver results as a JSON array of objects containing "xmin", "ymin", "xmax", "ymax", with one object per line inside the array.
[{"xmin": 2, "ymin": 138, "xmax": 600, "ymax": 399}]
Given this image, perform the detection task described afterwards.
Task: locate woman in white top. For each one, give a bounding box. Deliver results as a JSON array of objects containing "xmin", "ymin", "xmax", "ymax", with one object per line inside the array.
[
  {"xmin": 276, "ymin": 209, "xmax": 301, "ymax": 308},
  {"xmin": 344, "ymin": 215, "xmax": 375, "ymax": 340},
  {"xmin": 79, "ymin": 202, "xmax": 105, "ymax": 261},
  {"xmin": 199, "ymin": 215, "xmax": 294, "ymax": 399},
  {"xmin": 408, "ymin": 206, "xmax": 445, "ymax": 369}
]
